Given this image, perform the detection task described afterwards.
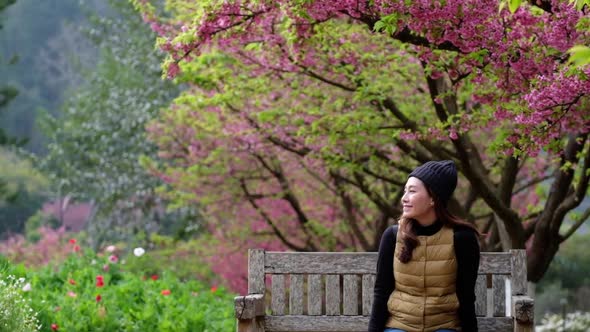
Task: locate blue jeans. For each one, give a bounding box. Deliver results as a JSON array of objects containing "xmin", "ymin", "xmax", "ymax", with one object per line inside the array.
[{"xmin": 384, "ymin": 329, "xmax": 457, "ymax": 332}]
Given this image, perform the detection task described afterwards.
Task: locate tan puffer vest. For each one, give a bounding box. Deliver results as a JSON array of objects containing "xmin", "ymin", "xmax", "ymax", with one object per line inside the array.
[{"xmin": 385, "ymin": 222, "xmax": 461, "ymax": 332}]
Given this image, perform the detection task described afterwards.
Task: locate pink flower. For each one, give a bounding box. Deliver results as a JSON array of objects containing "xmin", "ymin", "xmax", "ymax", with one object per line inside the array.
[
  {"xmin": 67, "ymin": 291, "xmax": 77, "ymax": 297},
  {"xmin": 69, "ymin": 239, "xmax": 76, "ymax": 244},
  {"xmin": 102, "ymin": 264, "xmax": 110, "ymax": 272},
  {"xmin": 151, "ymin": 274, "xmax": 158, "ymax": 281},
  {"xmin": 105, "ymin": 245, "xmax": 116, "ymax": 253},
  {"xmin": 51, "ymin": 323, "xmax": 59, "ymax": 331},
  {"xmin": 73, "ymin": 245, "xmax": 80, "ymax": 252},
  {"xmin": 161, "ymin": 289, "xmax": 171, "ymax": 296},
  {"xmin": 108, "ymin": 255, "xmax": 118, "ymax": 263}
]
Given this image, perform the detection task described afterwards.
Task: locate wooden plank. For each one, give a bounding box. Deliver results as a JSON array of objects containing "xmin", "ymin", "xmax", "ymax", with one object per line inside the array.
[
  {"xmin": 271, "ymin": 274, "xmax": 286, "ymax": 315},
  {"xmin": 478, "ymin": 252, "xmax": 512, "ymax": 274},
  {"xmin": 264, "ymin": 251, "xmax": 512, "ymax": 275},
  {"xmin": 325, "ymin": 275, "xmax": 340, "ymax": 315},
  {"xmin": 249, "ymin": 249, "xmax": 265, "ymax": 294},
  {"xmin": 263, "ymin": 316, "xmax": 513, "ymax": 332},
  {"xmin": 475, "ymin": 274, "xmax": 487, "ymax": 317},
  {"xmin": 511, "ymin": 249, "xmax": 528, "ymax": 295},
  {"xmin": 478, "ymin": 317, "xmax": 514, "ymax": 332},
  {"xmin": 493, "ymin": 274, "xmax": 507, "ymax": 317},
  {"xmin": 343, "ymin": 275, "xmax": 359, "ymax": 315},
  {"xmin": 234, "ymin": 294, "xmax": 265, "ymax": 319},
  {"xmin": 265, "ymin": 315, "xmax": 369, "ymax": 331},
  {"xmin": 361, "ymin": 274, "xmax": 375, "ymax": 316},
  {"xmin": 265, "ymin": 252, "xmax": 376, "ymax": 274},
  {"xmin": 289, "ymin": 274, "xmax": 304, "ymax": 315},
  {"xmin": 307, "ymin": 274, "xmax": 322, "ymax": 316}
]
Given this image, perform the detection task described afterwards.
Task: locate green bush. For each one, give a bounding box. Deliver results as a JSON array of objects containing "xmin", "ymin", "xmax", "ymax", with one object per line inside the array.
[
  {"xmin": 0, "ymin": 272, "xmax": 41, "ymax": 332},
  {"xmin": 7, "ymin": 242, "xmax": 235, "ymax": 332}
]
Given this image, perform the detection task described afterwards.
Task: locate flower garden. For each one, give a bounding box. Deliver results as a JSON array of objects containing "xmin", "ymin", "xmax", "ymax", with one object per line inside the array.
[{"xmin": 0, "ymin": 236, "xmax": 236, "ymax": 332}]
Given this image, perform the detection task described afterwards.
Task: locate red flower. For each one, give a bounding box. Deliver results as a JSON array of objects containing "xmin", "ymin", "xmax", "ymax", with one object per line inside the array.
[
  {"xmin": 210, "ymin": 286, "xmax": 218, "ymax": 293},
  {"xmin": 150, "ymin": 274, "xmax": 158, "ymax": 281},
  {"xmin": 69, "ymin": 239, "xmax": 76, "ymax": 244},
  {"xmin": 73, "ymin": 245, "xmax": 81, "ymax": 252},
  {"xmin": 161, "ymin": 289, "xmax": 171, "ymax": 296},
  {"xmin": 96, "ymin": 275, "xmax": 105, "ymax": 288},
  {"xmin": 68, "ymin": 279, "xmax": 76, "ymax": 285},
  {"xmin": 51, "ymin": 323, "xmax": 59, "ymax": 331},
  {"xmin": 96, "ymin": 294, "xmax": 102, "ymax": 302}
]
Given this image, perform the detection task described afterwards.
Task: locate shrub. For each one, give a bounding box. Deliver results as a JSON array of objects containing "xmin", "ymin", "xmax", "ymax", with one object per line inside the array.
[
  {"xmin": 0, "ymin": 272, "xmax": 41, "ymax": 332},
  {"xmin": 8, "ymin": 240, "xmax": 235, "ymax": 332},
  {"xmin": 537, "ymin": 311, "xmax": 590, "ymax": 332}
]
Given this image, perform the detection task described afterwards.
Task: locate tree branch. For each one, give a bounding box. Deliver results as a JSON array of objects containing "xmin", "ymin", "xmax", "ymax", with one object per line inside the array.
[
  {"xmin": 240, "ymin": 179, "xmax": 307, "ymax": 251},
  {"xmin": 560, "ymin": 206, "xmax": 590, "ymax": 242}
]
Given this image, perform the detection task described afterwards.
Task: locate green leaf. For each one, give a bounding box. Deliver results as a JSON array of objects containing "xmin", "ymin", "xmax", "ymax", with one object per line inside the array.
[
  {"xmin": 568, "ymin": 45, "xmax": 590, "ymax": 67},
  {"xmin": 508, "ymin": 0, "xmax": 523, "ymax": 13}
]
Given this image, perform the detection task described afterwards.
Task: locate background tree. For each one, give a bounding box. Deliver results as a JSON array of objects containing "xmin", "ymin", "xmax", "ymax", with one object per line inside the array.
[
  {"xmin": 41, "ymin": 0, "xmax": 199, "ymax": 249},
  {"xmin": 135, "ymin": 0, "xmax": 590, "ymax": 290}
]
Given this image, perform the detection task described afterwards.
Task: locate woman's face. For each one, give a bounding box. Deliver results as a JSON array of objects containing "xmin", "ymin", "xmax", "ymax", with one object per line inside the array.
[{"xmin": 401, "ymin": 177, "xmax": 435, "ymax": 223}]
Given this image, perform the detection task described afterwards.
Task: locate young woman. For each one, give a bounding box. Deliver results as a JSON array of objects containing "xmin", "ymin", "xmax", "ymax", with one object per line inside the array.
[{"xmin": 368, "ymin": 160, "xmax": 480, "ymax": 332}]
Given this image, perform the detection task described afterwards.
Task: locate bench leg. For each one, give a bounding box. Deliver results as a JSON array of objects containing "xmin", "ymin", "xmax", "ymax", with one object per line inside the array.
[
  {"xmin": 512, "ymin": 295, "xmax": 534, "ymax": 332},
  {"xmin": 237, "ymin": 318, "xmax": 265, "ymax": 332}
]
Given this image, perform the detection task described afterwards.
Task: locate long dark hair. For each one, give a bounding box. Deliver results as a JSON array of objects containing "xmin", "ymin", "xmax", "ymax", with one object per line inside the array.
[{"xmin": 397, "ymin": 186, "xmax": 480, "ymax": 263}]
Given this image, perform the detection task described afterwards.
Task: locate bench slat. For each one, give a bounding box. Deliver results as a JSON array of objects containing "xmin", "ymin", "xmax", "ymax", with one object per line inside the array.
[
  {"xmin": 307, "ymin": 274, "xmax": 322, "ymax": 315},
  {"xmin": 361, "ymin": 274, "xmax": 375, "ymax": 316},
  {"xmin": 265, "ymin": 251, "xmax": 513, "ymax": 275},
  {"xmin": 343, "ymin": 275, "xmax": 359, "ymax": 315},
  {"xmin": 290, "ymin": 274, "xmax": 304, "ymax": 315},
  {"xmin": 266, "ymin": 252, "xmax": 376, "ymax": 274},
  {"xmin": 264, "ymin": 315, "xmax": 513, "ymax": 332},
  {"xmin": 511, "ymin": 250, "xmax": 527, "ymax": 295},
  {"xmin": 325, "ymin": 275, "xmax": 340, "ymax": 315},
  {"xmin": 272, "ymin": 274, "xmax": 286, "ymax": 315},
  {"xmin": 475, "ymin": 274, "xmax": 486, "ymax": 317},
  {"xmin": 249, "ymin": 249, "xmax": 265, "ymax": 294},
  {"xmin": 493, "ymin": 274, "xmax": 507, "ymax": 316}
]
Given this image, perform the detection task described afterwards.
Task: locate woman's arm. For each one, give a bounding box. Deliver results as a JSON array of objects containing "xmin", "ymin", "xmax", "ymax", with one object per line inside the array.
[
  {"xmin": 454, "ymin": 227, "xmax": 481, "ymax": 332},
  {"xmin": 368, "ymin": 225, "xmax": 397, "ymax": 332}
]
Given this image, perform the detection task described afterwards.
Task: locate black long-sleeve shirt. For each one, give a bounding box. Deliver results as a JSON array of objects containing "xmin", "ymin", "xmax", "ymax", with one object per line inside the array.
[{"xmin": 368, "ymin": 221, "xmax": 480, "ymax": 332}]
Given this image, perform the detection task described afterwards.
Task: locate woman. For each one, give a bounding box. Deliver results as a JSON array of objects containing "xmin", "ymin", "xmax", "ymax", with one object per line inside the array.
[{"xmin": 368, "ymin": 160, "xmax": 480, "ymax": 332}]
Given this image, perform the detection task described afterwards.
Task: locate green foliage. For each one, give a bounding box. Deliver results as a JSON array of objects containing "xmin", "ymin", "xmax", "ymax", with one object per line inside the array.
[
  {"xmin": 0, "ymin": 271, "xmax": 41, "ymax": 332},
  {"xmin": 568, "ymin": 45, "xmax": 590, "ymax": 66},
  {"xmin": 40, "ymin": 0, "xmax": 199, "ymax": 247},
  {"xmin": 0, "ymin": 0, "xmax": 101, "ymax": 154},
  {"xmin": 4, "ymin": 244, "xmax": 235, "ymax": 332},
  {"xmin": 0, "ymin": 148, "xmax": 48, "ymax": 236},
  {"xmin": 538, "ymin": 311, "xmax": 590, "ymax": 332}
]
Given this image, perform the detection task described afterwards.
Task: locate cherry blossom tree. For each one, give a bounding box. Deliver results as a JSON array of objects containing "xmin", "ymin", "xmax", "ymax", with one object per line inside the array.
[{"xmin": 135, "ymin": 0, "xmax": 590, "ymax": 290}]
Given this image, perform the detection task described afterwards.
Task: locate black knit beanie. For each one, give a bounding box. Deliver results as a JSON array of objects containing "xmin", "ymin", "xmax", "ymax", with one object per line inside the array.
[{"xmin": 408, "ymin": 160, "xmax": 457, "ymax": 205}]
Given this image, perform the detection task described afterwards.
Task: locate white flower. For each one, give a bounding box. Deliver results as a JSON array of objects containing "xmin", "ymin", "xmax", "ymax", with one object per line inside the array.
[
  {"xmin": 105, "ymin": 245, "xmax": 116, "ymax": 253},
  {"xmin": 22, "ymin": 283, "xmax": 31, "ymax": 292},
  {"xmin": 133, "ymin": 247, "xmax": 145, "ymax": 257}
]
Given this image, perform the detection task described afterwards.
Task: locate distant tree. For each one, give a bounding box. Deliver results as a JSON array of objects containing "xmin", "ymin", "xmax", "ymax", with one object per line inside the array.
[{"xmin": 41, "ymin": 0, "xmax": 198, "ymax": 248}]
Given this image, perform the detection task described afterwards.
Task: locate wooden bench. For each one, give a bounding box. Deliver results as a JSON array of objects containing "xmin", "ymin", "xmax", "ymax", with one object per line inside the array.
[{"xmin": 235, "ymin": 249, "xmax": 534, "ymax": 332}]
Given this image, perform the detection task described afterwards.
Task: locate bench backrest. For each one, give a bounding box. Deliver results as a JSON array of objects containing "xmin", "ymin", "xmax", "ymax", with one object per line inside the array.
[{"xmin": 247, "ymin": 249, "xmax": 528, "ymax": 332}]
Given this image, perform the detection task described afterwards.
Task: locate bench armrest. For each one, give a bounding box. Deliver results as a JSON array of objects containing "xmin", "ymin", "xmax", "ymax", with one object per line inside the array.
[
  {"xmin": 235, "ymin": 294, "xmax": 265, "ymax": 320},
  {"xmin": 511, "ymin": 295, "xmax": 534, "ymax": 331}
]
